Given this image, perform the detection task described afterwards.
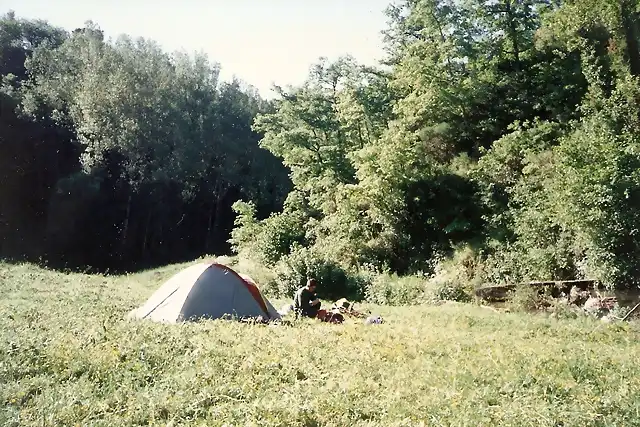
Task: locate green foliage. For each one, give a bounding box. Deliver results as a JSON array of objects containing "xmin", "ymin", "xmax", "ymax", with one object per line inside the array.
[
  {"xmin": 229, "ymin": 200, "xmax": 307, "ymax": 266},
  {"xmin": 363, "ymin": 247, "xmax": 477, "ymax": 306},
  {"xmin": 507, "ymin": 285, "xmax": 554, "ymax": 312},
  {"xmin": 363, "ymin": 271, "xmax": 473, "ymax": 306},
  {"xmin": 469, "ymin": 54, "xmax": 640, "ymax": 290},
  {"xmin": 228, "ymin": 201, "xmax": 261, "ymax": 253},
  {"xmin": 0, "ymin": 11, "xmax": 67, "ymax": 81},
  {"xmin": 0, "ymin": 14, "xmax": 290, "ymax": 269},
  {"xmin": 469, "ymin": 121, "xmax": 585, "ymax": 284},
  {"xmin": 553, "ymin": 77, "xmax": 640, "ymax": 289},
  {"xmin": 5, "ymin": 0, "xmax": 640, "ymax": 292},
  {"xmin": 270, "ymin": 245, "xmax": 369, "ymax": 301},
  {"xmin": 362, "ymin": 271, "xmax": 425, "ymax": 306},
  {"xmin": 472, "ymin": 120, "xmax": 565, "ymax": 236},
  {"xmin": 231, "ymin": 0, "xmax": 607, "ymax": 287},
  {"xmin": 431, "ymin": 281, "xmax": 474, "ymax": 304},
  {"xmin": 23, "ymin": 30, "xmax": 219, "ymax": 187}
]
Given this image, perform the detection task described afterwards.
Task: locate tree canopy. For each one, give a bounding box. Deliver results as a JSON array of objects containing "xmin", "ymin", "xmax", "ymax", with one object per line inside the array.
[
  {"xmin": 230, "ymin": 0, "xmax": 640, "ymax": 292},
  {"xmin": 0, "ymin": 13, "xmax": 289, "ymax": 271},
  {"xmin": 3, "ymin": 1, "xmax": 640, "ymax": 292}
]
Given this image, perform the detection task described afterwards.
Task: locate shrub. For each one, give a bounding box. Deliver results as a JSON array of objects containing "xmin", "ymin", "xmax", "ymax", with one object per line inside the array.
[
  {"xmin": 269, "ymin": 245, "xmax": 370, "ymax": 301},
  {"xmin": 506, "ymin": 285, "xmax": 553, "ymax": 312},
  {"xmin": 361, "ymin": 247, "xmax": 478, "ymax": 306},
  {"xmin": 229, "ymin": 201, "xmax": 307, "ymax": 266},
  {"xmin": 429, "ymin": 281, "xmax": 473, "ymax": 303},
  {"xmin": 364, "ymin": 272, "xmax": 427, "ymax": 306},
  {"xmin": 552, "ymin": 85, "xmax": 640, "ymax": 289},
  {"xmin": 228, "ymin": 201, "xmax": 260, "ymax": 254}
]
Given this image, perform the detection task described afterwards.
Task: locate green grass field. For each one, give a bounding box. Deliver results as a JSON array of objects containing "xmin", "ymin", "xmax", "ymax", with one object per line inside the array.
[{"xmin": 2, "ymin": 260, "xmax": 640, "ymax": 427}]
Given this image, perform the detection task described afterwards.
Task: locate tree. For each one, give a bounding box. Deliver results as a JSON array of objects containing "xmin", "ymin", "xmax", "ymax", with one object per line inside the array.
[{"xmin": 2, "ymin": 15, "xmax": 288, "ymax": 270}]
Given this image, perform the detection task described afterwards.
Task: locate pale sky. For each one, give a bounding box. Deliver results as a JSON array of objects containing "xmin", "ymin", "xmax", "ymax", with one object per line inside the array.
[{"xmin": 2, "ymin": 0, "xmax": 393, "ymax": 98}]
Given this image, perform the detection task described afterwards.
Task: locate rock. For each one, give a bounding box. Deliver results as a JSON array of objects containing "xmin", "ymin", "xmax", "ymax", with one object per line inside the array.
[
  {"xmin": 569, "ymin": 286, "xmax": 590, "ymax": 305},
  {"xmin": 584, "ymin": 297, "xmax": 603, "ymax": 313},
  {"xmin": 583, "ymin": 296, "xmax": 618, "ymax": 318}
]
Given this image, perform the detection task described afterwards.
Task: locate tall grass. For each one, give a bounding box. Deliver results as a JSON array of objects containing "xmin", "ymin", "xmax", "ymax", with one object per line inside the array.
[{"xmin": 2, "ymin": 260, "xmax": 640, "ymax": 426}]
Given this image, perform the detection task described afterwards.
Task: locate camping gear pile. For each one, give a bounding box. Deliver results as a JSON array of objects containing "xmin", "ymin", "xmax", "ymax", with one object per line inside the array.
[
  {"xmin": 332, "ymin": 297, "xmax": 385, "ymax": 324},
  {"xmin": 315, "ymin": 309, "xmax": 345, "ymax": 324},
  {"xmin": 276, "ymin": 299, "xmax": 370, "ymax": 324},
  {"xmin": 331, "ymin": 298, "xmax": 367, "ymax": 318},
  {"xmin": 325, "ymin": 298, "xmax": 384, "ymax": 325},
  {"xmin": 307, "ymin": 298, "xmax": 373, "ymax": 324}
]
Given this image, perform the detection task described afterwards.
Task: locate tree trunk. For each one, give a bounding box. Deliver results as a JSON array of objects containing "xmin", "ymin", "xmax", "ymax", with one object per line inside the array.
[
  {"xmin": 212, "ymin": 185, "xmax": 228, "ymax": 242},
  {"xmin": 622, "ymin": 6, "xmax": 640, "ymax": 77},
  {"xmin": 357, "ymin": 123, "xmax": 365, "ymax": 148},
  {"xmin": 205, "ymin": 180, "xmax": 221, "ymax": 253},
  {"xmin": 504, "ymin": 0, "xmax": 521, "ymax": 68},
  {"xmin": 205, "ymin": 198, "xmax": 215, "ymax": 253},
  {"xmin": 142, "ymin": 207, "xmax": 152, "ymax": 259},
  {"xmin": 120, "ymin": 191, "xmax": 132, "ymax": 260}
]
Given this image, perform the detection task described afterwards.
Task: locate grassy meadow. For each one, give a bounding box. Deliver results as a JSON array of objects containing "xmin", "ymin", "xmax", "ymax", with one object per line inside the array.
[{"xmin": 2, "ymin": 259, "xmax": 640, "ymax": 427}]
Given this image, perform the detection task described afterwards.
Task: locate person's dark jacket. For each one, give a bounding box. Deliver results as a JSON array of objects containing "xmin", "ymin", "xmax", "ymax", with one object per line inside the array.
[{"xmin": 293, "ymin": 286, "xmax": 320, "ymax": 317}]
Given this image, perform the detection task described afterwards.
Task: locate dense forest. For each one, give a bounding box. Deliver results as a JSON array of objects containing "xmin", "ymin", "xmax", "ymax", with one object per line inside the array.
[
  {"xmin": 0, "ymin": 12, "xmax": 291, "ymax": 271},
  {"xmin": 2, "ymin": 1, "xmax": 640, "ymax": 295}
]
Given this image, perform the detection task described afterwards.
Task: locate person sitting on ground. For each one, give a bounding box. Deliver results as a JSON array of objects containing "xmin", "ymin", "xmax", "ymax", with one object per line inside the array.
[{"xmin": 293, "ymin": 278, "xmax": 321, "ymax": 319}]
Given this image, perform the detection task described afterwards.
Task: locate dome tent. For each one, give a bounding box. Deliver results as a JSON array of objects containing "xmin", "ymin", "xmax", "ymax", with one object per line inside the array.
[{"xmin": 127, "ymin": 262, "xmax": 280, "ymax": 323}]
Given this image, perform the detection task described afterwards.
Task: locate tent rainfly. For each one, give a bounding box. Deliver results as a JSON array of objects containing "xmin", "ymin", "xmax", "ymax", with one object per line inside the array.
[{"xmin": 127, "ymin": 262, "xmax": 280, "ymax": 323}]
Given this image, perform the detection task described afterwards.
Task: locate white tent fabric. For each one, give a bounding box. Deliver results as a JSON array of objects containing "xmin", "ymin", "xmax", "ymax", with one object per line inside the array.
[{"xmin": 127, "ymin": 263, "xmax": 280, "ymax": 323}]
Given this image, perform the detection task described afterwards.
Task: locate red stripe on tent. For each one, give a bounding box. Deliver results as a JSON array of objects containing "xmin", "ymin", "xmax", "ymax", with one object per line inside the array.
[{"xmin": 209, "ymin": 263, "xmax": 270, "ymax": 317}]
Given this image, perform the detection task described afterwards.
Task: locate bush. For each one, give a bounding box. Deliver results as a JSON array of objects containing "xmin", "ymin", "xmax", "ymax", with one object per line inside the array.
[
  {"xmin": 268, "ymin": 245, "xmax": 370, "ymax": 301},
  {"xmin": 469, "ymin": 121, "xmax": 587, "ymax": 286},
  {"xmin": 552, "ymin": 86, "xmax": 640, "ymax": 289},
  {"xmin": 360, "ymin": 246, "xmax": 478, "ymax": 306},
  {"xmin": 364, "ymin": 272, "xmax": 428, "ymax": 305},
  {"xmin": 229, "ymin": 201, "xmax": 307, "ymax": 266},
  {"xmin": 364, "ymin": 269, "xmax": 474, "ymax": 306},
  {"xmin": 429, "ymin": 281, "xmax": 473, "ymax": 303},
  {"xmin": 506, "ymin": 285, "xmax": 553, "ymax": 312}
]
